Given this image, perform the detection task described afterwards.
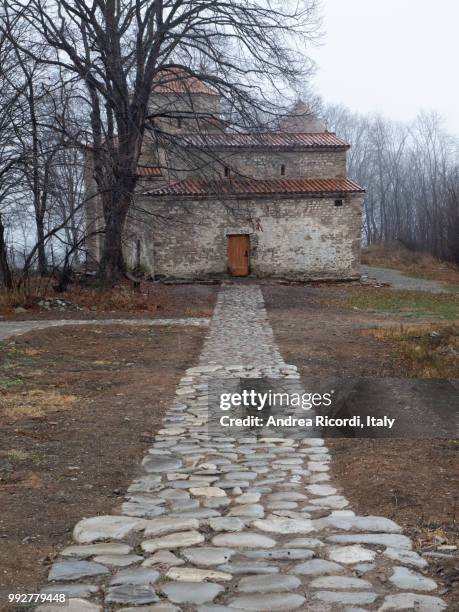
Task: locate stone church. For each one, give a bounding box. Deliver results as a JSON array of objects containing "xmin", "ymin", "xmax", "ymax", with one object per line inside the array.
[{"xmin": 86, "ymin": 69, "xmax": 365, "ymax": 280}]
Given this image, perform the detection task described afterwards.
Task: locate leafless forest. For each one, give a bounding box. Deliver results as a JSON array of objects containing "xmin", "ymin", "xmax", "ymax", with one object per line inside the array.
[
  {"xmin": 0, "ymin": 1, "xmax": 457, "ymax": 292},
  {"xmin": 324, "ymin": 105, "xmax": 459, "ymax": 264}
]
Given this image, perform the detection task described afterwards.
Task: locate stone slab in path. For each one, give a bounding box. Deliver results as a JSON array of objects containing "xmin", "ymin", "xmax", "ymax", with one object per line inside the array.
[
  {"xmin": 228, "ymin": 593, "xmax": 306, "ymax": 611},
  {"xmin": 48, "ymin": 560, "xmax": 109, "ymax": 581},
  {"xmin": 161, "ymin": 581, "xmax": 224, "ymax": 604},
  {"xmin": 73, "ymin": 516, "xmax": 146, "ymax": 543},
  {"xmin": 236, "ymin": 574, "xmax": 301, "ymax": 593}
]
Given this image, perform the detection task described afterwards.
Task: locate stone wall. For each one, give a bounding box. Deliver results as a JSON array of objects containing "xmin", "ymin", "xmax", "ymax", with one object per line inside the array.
[
  {"xmin": 155, "ymin": 148, "xmax": 347, "ymax": 181},
  {"xmin": 223, "ymin": 150, "xmax": 347, "ymax": 180},
  {"xmin": 125, "ymin": 195, "xmax": 363, "ymax": 280}
]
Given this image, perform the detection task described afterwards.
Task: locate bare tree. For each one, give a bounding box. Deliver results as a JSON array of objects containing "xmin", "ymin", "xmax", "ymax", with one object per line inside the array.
[
  {"xmin": 0, "ymin": 22, "xmax": 91, "ymax": 289},
  {"xmin": 13, "ymin": 53, "xmax": 53, "ymax": 276},
  {"xmin": 0, "ymin": 23, "xmax": 26, "ymax": 287},
  {"xmin": 3, "ymin": 0, "xmax": 320, "ymax": 282},
  {"xmin": 324, "ymin": 105, "xmax": 459, "ymax": 264},
  {"xmin": 0, "ymin": 213, "xmax": 13, "ymax": 288}
]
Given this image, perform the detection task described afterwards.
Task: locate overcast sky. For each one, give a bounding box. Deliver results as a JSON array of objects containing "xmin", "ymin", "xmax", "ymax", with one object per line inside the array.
[{"xmin": 312, "ymin": 0, "xmax": 459, "ymax": 135}]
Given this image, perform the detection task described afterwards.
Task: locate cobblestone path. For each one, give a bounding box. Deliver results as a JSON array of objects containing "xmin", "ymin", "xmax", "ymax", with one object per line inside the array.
[
  {"xmin": 37, "ymin": 286, "xmax": 446, "ymax": 611},
  {"xmin": 0, "ymin": 318, "xmax": 209, "ymax": 341}
]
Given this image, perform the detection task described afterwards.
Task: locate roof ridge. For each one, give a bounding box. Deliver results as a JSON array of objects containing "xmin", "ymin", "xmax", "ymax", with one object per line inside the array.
[{"xmin": 178, "ymin": 131, "xmax": 338, "ymax": 136}]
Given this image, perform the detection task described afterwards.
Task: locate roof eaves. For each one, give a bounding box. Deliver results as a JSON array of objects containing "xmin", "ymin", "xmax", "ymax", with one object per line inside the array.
[
  {"xmin": 143, "ymin": 180, "xmax": 366, "ymax": 199},
  {"xmin": 143, "ymin": 191, "xmax": 365, "ymax": 201}
]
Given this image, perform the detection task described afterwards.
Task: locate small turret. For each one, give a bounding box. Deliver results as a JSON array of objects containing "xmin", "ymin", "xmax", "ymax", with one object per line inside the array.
[{"xmin": 279, "ymin": 100, "xmax": 325, "ymax": 133}]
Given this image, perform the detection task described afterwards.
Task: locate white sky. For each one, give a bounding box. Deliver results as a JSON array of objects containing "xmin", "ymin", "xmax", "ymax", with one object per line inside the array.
[{"xmin": 312, "ymin": 0, "xmax": 459, "ymax": 135}]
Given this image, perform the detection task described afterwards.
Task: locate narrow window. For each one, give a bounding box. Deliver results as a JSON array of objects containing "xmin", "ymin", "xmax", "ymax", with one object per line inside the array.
[
  {"xmin": 224, "ymin": 166, "xmax": 230, "ymax": 178},
  {"xmin": 334, "ymin": 199, "xmax": 343, "ymax": 207},
  {"xmin": 177, "ymin": 117, "xmax": 182, "ymax": 128},
  {"xmin": 136, "ymin": 239, "xmax": 141, "ymax": 268},
  {"xmin": 280, "ymin": 164, "xmax": 286, "ymax": 176}
]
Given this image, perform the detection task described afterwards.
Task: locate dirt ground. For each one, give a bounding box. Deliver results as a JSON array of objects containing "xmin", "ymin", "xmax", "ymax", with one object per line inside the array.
[
  {"xmin": 262, "ymin": 284, "xmax": 458, "ymax": 607},
  {"xmin": 0, "ymin": 322, "xmax": 207, "ymax": 600}
]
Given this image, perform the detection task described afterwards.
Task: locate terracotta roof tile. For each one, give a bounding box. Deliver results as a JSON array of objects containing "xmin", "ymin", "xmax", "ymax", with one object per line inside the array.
[
  {"xmin": 178, "ymin": 132, "xmax": 349, "ymax": 149},
  {"xmin": 137, "ymin": 166, "xmax": 162, "ymax": 177},
  {"xmin": 153, "ymin": 68, "xmax": 219, "ymax": 96},
  {"xmin": 146, "ymin": 177, "xmax": 365, "ymax": 198}
]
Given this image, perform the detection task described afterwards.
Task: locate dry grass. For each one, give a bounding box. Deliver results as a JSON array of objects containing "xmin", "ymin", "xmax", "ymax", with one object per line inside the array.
[
  {"xmin": 414, "ymin": 525, "xmax": 458, "ymax": 550},
  {"xmin": 1, "ymin": 449, "xmax": 30, "ymax": 462},
  {"xmin": 365, "ymin": 324, "xmax": 458, "ymax": 378},
  {"xmin": 0, "ymin": 279, "xmax": 214, "ymax": 317},
  {"xmin": 65, "ymin": 284, "xmax": 214, "ymax": 316},
  {"xmin": 0, "ymin": 449, "xmax": 38, "ymax": 462},
  {"xmin": 66, "ymin": 284, "xmax": 160, "ymax": 312},
  {"xmin": 0, "ymin": 285, "xmax": 45, "ymax": 311},
  {"xmin": 362, "ymin": 243, "xmax": 459, "ymax": 285},
  {"xmin": 0, "ymin": 389, "xmax": 77, "ymax": 420},
  {"xmin": 0, "ymin": 276, "xmax": 54, "ymax": 312},
  {"xmin": 0, "ymin": 281, "xmax": 156, "ymax": 314},
  {"xmin": 0, "ymin": 448, "xmax": 44, "ymax": 474}
]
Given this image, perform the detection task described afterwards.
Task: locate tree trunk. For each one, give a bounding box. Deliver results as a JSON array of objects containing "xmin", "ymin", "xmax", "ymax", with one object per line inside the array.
[
  {"xmin": 0, "ymin": 214, "xmax": 13, "ymax": 289},
  {"xmin": 98, "ymin": 197, "xmax": 130, "ymax": 283},
  {"xmin": 54, "ymin": 249, "xmax": 73, "ymax": 292},
  {"xmin": 25, "ymin": 71, "xmax": 48, "ymax": 276},
  {"xmin": 36, "ymin": 215, "xmax": 47, "ymax": 276},
  {"xmin": 95, "ymin": 151, "xmax": 138, "ymax": 283}
]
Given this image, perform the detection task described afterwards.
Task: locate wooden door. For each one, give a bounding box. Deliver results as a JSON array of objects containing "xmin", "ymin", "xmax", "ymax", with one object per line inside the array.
[{"xmin": 227, "ymin": 234, "xmax": 250, "ymax": 276}]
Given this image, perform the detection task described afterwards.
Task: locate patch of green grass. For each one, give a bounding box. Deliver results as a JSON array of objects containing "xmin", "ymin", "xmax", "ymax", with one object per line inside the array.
[
  {"xmin": 0, "ymin": 376, "xmax": 24, "ymax": 389},
  {"xmin": 0, "ymin": 342, "xmax": 33, "ymax": 367},
  {"xmin": 0, "ymin": 343, "xmax": 34, "ymax": 388},
  {"xmin": 334, "ymin": 288, "xmax": 459, "ymax": 320},
  {"xmin": 0, "ymin": 341, "xmax": 22, "ymax": 354},
  {"xmin": 0, "ymin": 459, "xmax": 13, "ymax": 476},
  {"xmin": 0, "ymin": 346, "xmax": 26, "ymax": 388}
]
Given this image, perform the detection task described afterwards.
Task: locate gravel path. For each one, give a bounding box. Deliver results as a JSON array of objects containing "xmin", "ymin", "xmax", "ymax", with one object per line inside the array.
[
  {"xmin": 0, "ymin": 318, "xmax": 209, "ymax": 341},
  {"xmin": 361, "ymin": 265, "xmax": 450, "ymax": 293},
  {"xmin": 32, "ymin": 286, "xmax": 445, "ymax": 611}
]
